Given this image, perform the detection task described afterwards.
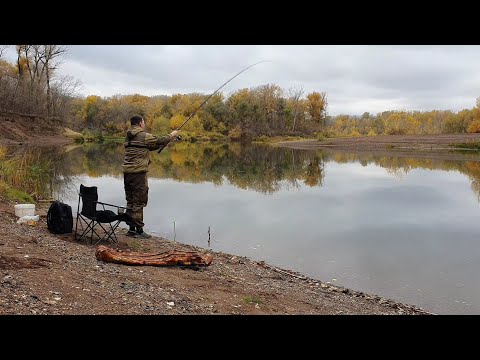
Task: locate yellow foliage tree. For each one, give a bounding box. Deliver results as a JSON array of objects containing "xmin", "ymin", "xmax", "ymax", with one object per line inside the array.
[
  {"xmin": 152, "ymin": 116, "xmax": 170, "ymax": 134},
  {"xmin": 406, "ymin": 115, "xmax": 421, "ymax": 135},
  {"xmin": 217, "ymin": 122, "xmax": 227, "ymax": 135},
  {"xmin": 182, "ymin": 114, "xmax": 202, "ymax": 132},
  {"xmin": 82, "ymin": 95, "xmax": 102, "ymax": 129},
  {"xmin": 333, "ymin": 116, "xmax": 348, "ymax": 135},
  {"xmin": 350, "ymin": 129, "xmax": 361, "ymax": 137},
  {"xmin": 467, "ymin": 119, "xmax": 480, "ymax": 133},
  {"xmin": 170, "ymin": 114, "xmax": 186, "ymax": 130},
  {"xmin": 385, "ymin": 112, "xmax": 405, "ymax": 135},
  {"xmin": 306, "ymin": 91, "xmax": 328, "ymax": 127}
]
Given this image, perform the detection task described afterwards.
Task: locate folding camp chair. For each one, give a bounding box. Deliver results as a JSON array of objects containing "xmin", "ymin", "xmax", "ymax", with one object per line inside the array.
[{"xmin": 74, "ymin": 184, "xmax": 131, "ymax": 245}]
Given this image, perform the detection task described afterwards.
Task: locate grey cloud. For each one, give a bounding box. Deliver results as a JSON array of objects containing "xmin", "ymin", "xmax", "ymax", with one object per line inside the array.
[{"xmin": 6, "ymin": 45, "xmax": 480, "ymax": 115}]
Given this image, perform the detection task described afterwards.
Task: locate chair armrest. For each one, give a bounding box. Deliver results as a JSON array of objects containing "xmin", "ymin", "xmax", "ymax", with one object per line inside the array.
[{"xmin": 96, "ymin": 201, "xmax": 131, "ymax": 210}]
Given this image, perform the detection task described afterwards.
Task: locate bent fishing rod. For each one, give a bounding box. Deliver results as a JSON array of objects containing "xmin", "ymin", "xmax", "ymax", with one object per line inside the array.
[{"xmin": 158, "ymin": 60, "xmax": 270, "ymax": 153}]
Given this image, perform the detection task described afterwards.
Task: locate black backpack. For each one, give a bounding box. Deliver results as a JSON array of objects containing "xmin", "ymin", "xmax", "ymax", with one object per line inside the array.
[{"xmin": 47, "ymin": 201, "xmax": 73, "ymax": 234}]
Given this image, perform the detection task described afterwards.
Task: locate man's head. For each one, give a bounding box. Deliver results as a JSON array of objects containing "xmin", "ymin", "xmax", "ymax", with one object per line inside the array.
[{"xmin": 130, "ymin": 115, "xmax": 145, "ymax": 129}]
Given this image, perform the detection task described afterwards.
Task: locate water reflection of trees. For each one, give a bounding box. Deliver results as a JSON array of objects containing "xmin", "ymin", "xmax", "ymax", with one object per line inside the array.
[
  {"xmin": 31, "ymin": 142, "xmax": 326, "ymax": 195},
  {"xmin": 14, "ymin": 143, "xmax": 480, "ymax": 199},
  {"xmin": 152, "ymin": 143, "xmax": 326, "ymax": 194},
  {"xmin": 323, "ymin": 151, "xmax": 480, "ymax": 200},
  {"xmin": 31, "ymin": 145, "xmax": 83, "ymax": 201}
]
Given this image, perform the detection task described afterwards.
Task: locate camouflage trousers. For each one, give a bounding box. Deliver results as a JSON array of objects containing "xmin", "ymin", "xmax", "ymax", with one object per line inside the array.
[{"xmin": 123, "ymin": 172, "xmax": 149, "ymax": 228}]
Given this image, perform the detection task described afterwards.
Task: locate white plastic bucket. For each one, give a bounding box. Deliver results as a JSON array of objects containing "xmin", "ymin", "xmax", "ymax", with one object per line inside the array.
[{"xmin": 14, "ymin": 204, "xmax": 35, "ymax": 217}]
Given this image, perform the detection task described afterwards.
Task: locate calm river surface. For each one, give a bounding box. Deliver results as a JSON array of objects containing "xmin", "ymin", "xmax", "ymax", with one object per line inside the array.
[{"xmin": 24, "ymin": 142, "xmax": 480, "ymax": 314}]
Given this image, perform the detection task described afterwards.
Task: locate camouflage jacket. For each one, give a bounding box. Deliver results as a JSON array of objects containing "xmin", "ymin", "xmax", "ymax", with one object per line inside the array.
[{"xmin": 122, "ymin": 126, "xmax": 172, "ymax": 173}]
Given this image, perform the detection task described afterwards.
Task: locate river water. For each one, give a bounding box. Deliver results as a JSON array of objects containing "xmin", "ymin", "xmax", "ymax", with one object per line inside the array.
[{"xmin": 18, "ymin": 142, "xmax": 480, "ymax": 314}]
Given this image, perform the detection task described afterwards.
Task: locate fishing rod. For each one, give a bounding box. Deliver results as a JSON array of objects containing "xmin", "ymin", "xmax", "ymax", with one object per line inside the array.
[{"xmin": 158, "ymin": 60, "xmax": 270, "ymax": 153}]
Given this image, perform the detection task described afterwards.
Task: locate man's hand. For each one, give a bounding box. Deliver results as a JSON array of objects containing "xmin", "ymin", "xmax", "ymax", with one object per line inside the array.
[{"xmin": 170, "ymin": 130, "xmax": 179, "ymax": 138}]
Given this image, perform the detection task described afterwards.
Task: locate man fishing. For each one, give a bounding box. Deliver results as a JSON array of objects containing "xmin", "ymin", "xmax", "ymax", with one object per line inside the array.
[
  {"xmin": 123, "ymin": 61, "xmax": 268, "ymax": 239},
  {"xmin": 122, "ymin": 115, "xmax": 179, "ymax": 238}
]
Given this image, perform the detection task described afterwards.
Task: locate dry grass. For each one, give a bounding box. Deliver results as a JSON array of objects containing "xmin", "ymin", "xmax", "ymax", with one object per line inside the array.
[
  {"xmin": 0, "ymin": 151, "xmax": 51, "ymax": 201},
  {"xmin": 0, "ymin": 146, "xmax": 6, "ymax": 160},
  {"xmin": 63, "ymin": 127, "xmax": 83, "ymax": 140}
]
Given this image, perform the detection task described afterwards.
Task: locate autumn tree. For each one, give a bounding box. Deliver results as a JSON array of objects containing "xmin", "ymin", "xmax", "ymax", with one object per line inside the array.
[
  {"xmin": 81, "ymin": 95, "xmax": 103, "ymax": 130},
  {"xmin": 254, "ymin": 84, "xmax": 284, "ymax": 132},
  {"xmin": 151, "ymin": 115, "xmax": 170, "ymax": 134},
  {"xmin": 306, "ymin": 91, "xmax": 327, "ymax": 129},
  {"xmin": 287, "ymin": 86, "xmax": 305, "ymax": 132},
  {"xmin": 225, "ymin": 88, "xmax": 255, "ymax": 134},
  {"xmin": 170, "ymin": 113, "xmax": 186, "ymax": 130},
  {"xmin": 203, "ymin": 93, "xmax": 226, "ymax": 131}
]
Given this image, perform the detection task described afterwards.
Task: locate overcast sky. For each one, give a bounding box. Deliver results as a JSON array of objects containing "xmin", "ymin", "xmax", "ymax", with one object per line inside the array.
[{"xmin": 3, "ymin": 45, "xmax": 480, "ymax": 116}]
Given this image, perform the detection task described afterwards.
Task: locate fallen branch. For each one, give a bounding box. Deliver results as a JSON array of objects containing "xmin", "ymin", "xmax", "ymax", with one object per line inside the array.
[{"xmin": 95, "ymin": 245, "xmax": 213, "ymax": 267}]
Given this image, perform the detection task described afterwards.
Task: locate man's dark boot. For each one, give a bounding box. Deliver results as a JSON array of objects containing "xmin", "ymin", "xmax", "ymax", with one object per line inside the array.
[
  {"xmin": 126, "ymin": 226, "xmax": 136, "ymax": 237},
  {"xmin": 136, "ymin": 227, "xmax": 152, "ymax": 239}
]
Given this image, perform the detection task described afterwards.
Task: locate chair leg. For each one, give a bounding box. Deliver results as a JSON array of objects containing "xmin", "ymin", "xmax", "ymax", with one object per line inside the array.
[
  {"xmin": 75, "ymin": 194, "xmax": 81, "ymax": 241},
  {"xmin": 92, "ymin": 221, "xmax": 121, "ymax": 245},
  {"xmin": 106, "ymin": 221, "xmax": 120, "ymax": 243},
  {"xmin": 74, "ymin": 211, "xmax": 84, "ymax": 242},
  {"xmin": 93, "ymin": 222, "xmax": 106, "ymax": 245},
  {"xmin": 79, "ymin": 220, "xmax": 94, "ymax": 242},
  {"xmin": 76, "ymin": 216, "xmax": 100, "ymax": 244},
  {"xmin": 74, "ymin": 208, "xmax": 124, "ymax": 245},
  {"xmin": 75, "ymin": 214, "xmax": 79, "ymax": 241}
]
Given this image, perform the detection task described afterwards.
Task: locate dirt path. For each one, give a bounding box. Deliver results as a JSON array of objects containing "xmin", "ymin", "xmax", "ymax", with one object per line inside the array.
[{"xmin": 0, "ymin": 200, "xmax": 432, "ymax": 315}]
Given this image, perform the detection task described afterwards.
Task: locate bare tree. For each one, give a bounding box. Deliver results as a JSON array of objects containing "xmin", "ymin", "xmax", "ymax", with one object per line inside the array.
[
  {"xmin": 1, "ymin": 44, "xmax": 77, "ymax": 118},
  {"xmin": 50, "ymin": 74, "xmax": 82, "ymax": 118},
  {"xmin": 28, "ymin": 45, "xmax": 46, "ymax": 83},
  {"xmin": 288, "ymin": 86, "xmax": 304, "ymax": 132},
  {"xmin": 21, "ymin": 45, "xmax": 46, "ymax": 110},
  {"xmin": 13, "ymin": 45, "xmax": 49, "ymax": 114},
  {"xmin": 0, "ymin": 45, "xmax": 8, "ymax": 59},
  {"xmin": 40, "ymin": 45, "xmax": 68, "ymax": 116}
]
